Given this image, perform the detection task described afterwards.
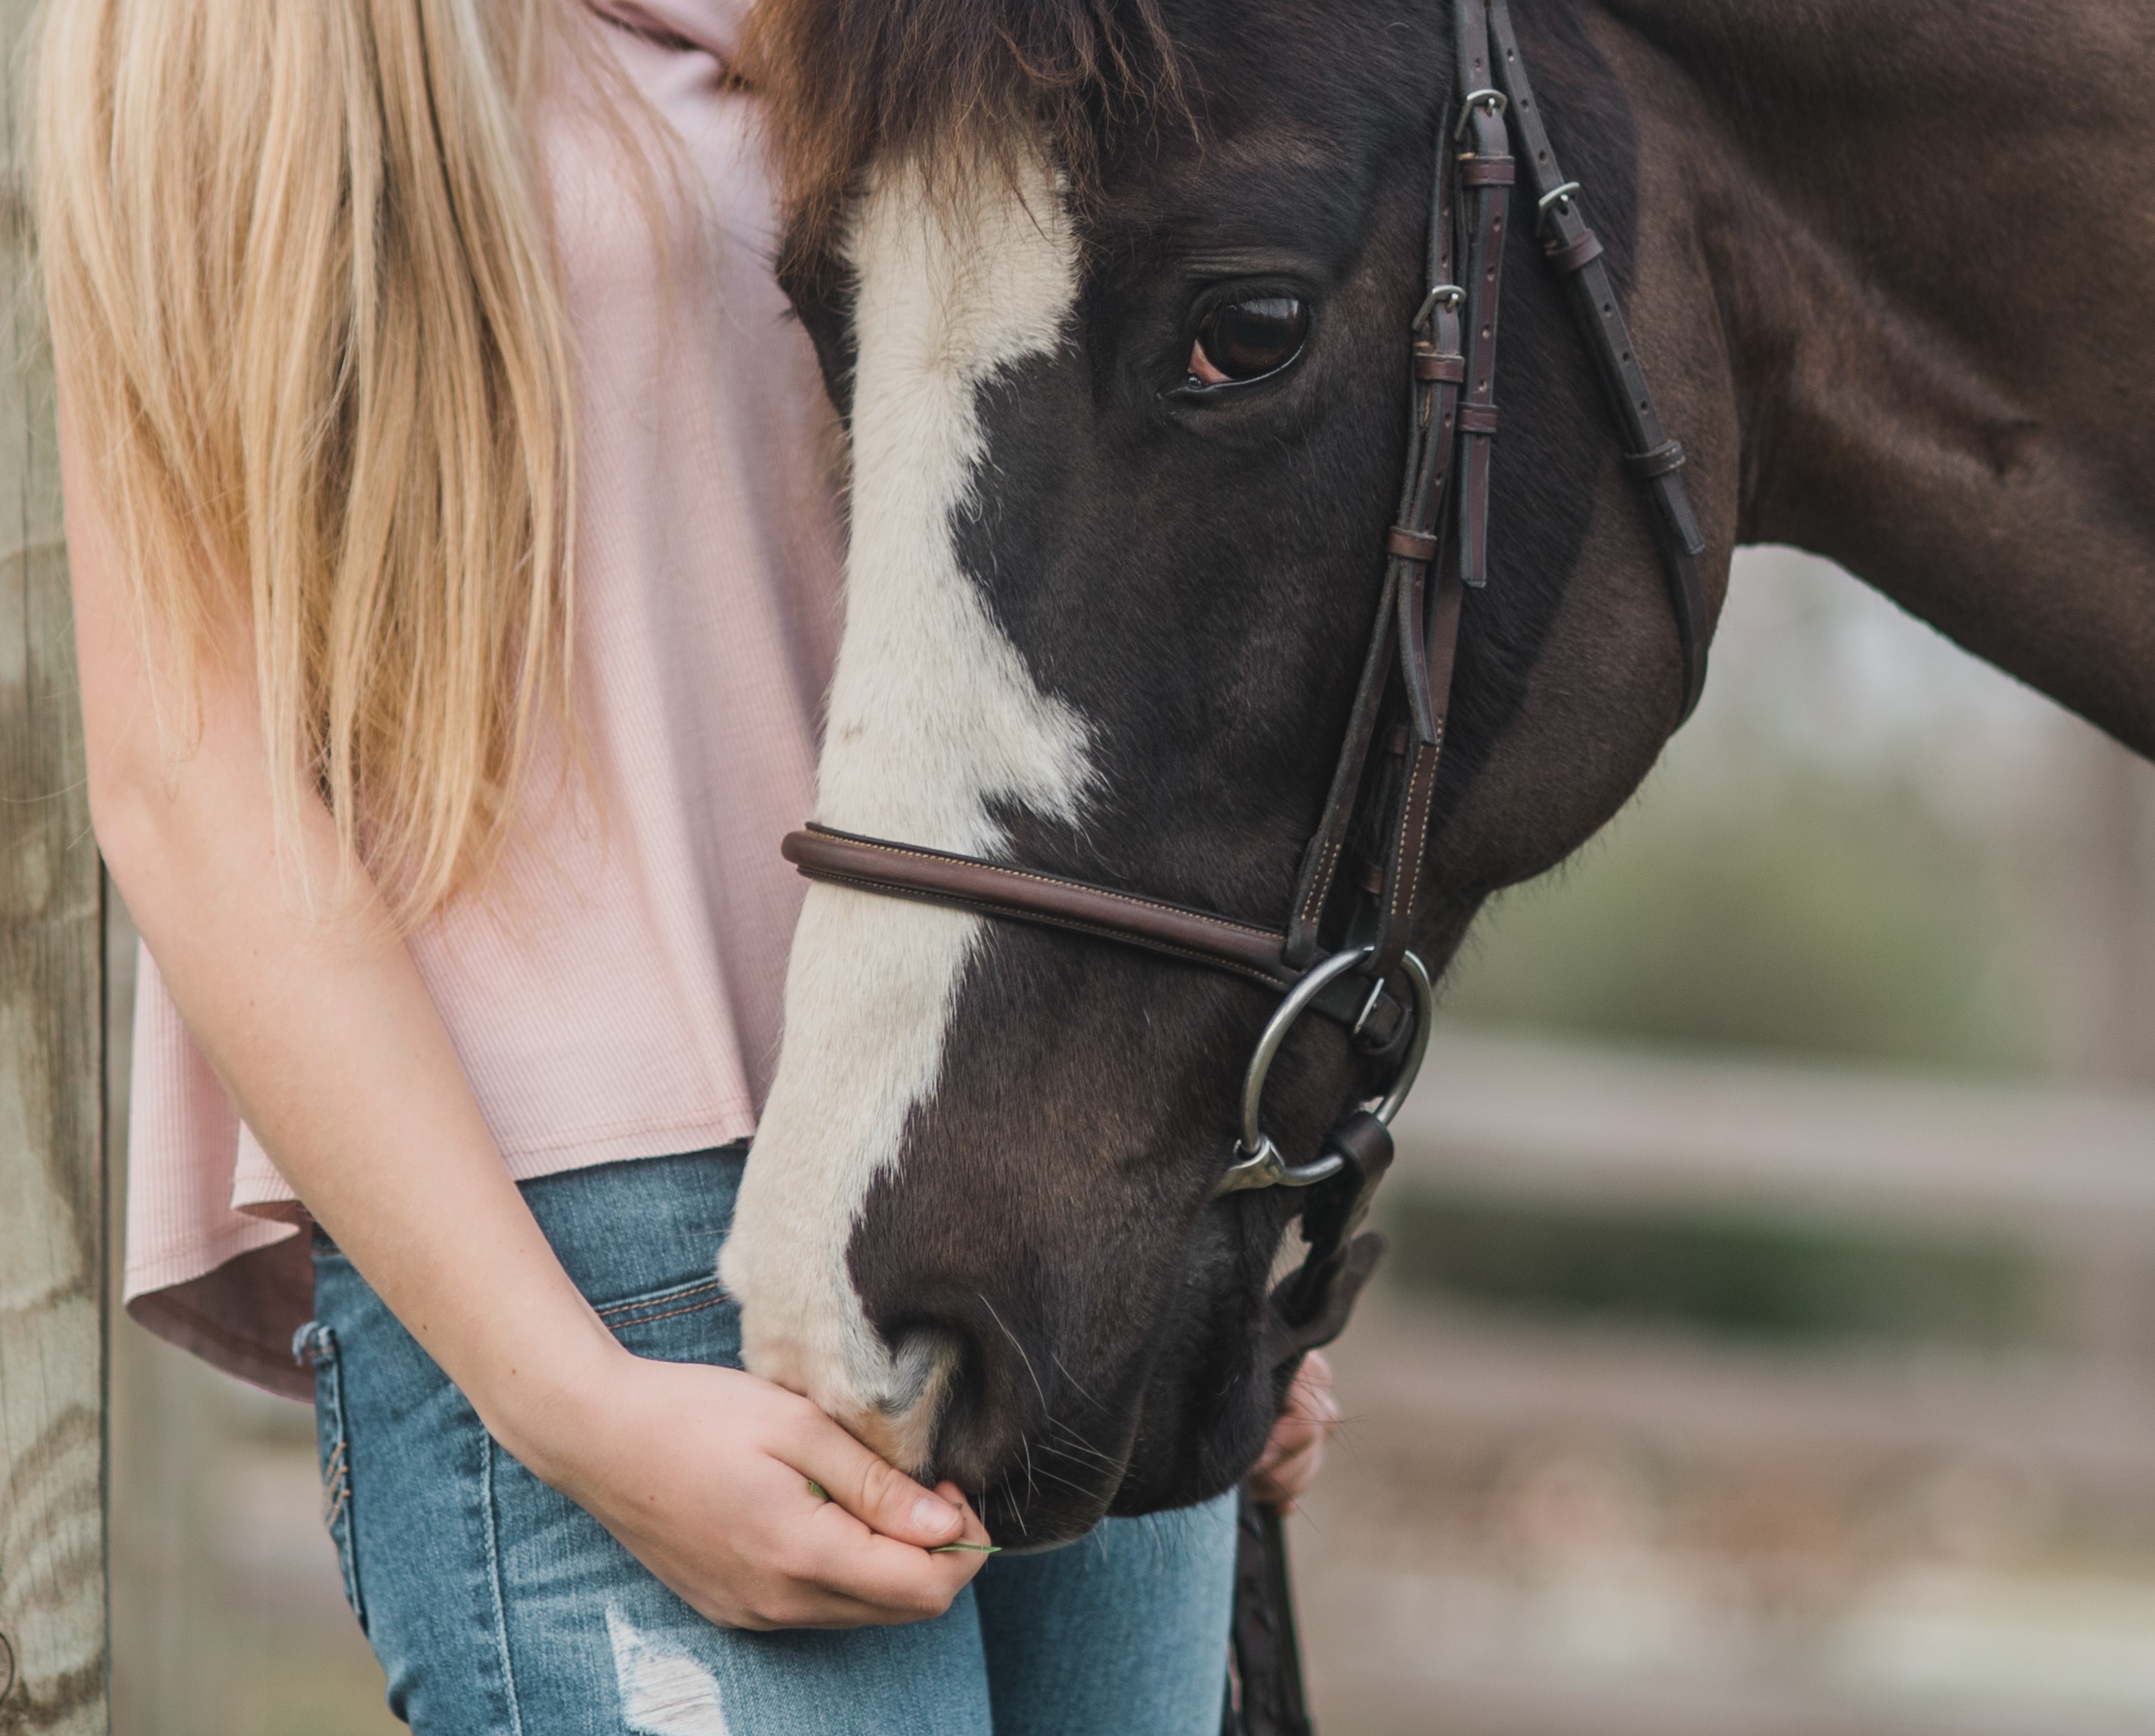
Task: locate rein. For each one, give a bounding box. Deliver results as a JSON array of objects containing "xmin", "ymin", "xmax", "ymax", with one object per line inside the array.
[{"xmin": 783, "ymin": 8, "xmax": 1708, "ymax": 1731}]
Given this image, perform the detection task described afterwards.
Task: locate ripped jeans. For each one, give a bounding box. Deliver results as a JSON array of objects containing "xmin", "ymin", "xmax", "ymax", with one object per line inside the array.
[{"xmin": 299, "ymin": 1147, "xmax": 1238, "ymax": 1735}]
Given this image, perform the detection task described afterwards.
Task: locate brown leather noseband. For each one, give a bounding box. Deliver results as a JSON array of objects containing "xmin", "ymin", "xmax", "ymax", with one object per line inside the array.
[{"xmin": 783, "ymin": 0, "xmax": 1708, "ymax": 1211}]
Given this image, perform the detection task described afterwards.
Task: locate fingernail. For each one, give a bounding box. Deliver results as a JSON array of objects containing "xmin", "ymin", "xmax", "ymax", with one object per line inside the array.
[{"xmin": 913, "ymin": 1494, "xmax": 958, "ymax": 1534}]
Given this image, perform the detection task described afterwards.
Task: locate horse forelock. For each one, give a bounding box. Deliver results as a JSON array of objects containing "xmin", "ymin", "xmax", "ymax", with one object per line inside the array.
[{"xmin": 742, "ymin": 0, "xmax": 1185, "ymax": 285}]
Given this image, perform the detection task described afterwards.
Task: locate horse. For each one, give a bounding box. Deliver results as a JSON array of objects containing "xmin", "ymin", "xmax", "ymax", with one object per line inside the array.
[{"xmin": 714, "ymin": 0, "xmax": 2155, "ymax": 1567}]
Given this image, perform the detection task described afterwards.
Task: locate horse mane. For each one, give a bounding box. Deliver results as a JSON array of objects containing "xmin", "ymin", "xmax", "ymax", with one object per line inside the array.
[{"xmin": 742, "ymin": 0, "xmax": 1184, "ymax": 272}]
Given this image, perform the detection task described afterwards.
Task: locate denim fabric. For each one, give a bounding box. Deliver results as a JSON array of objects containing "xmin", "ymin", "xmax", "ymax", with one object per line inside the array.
[{"xmin": 301, "ymin": 1147, "xmax": 1237, "ymax": 1734}]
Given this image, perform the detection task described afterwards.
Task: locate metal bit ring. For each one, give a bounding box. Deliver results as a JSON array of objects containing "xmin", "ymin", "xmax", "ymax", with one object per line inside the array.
[{"xmin": 1213, "ymin": 947, "xmax": 1436, "ymax": 1196}]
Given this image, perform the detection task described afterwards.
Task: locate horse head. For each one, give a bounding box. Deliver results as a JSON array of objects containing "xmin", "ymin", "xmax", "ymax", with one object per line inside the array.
[
  {"xmin": 720, "ymin": 0, "xmax": 1731, "ymax": 1546},
  {"xmin": 714, "ymin": 0, "xmax": 1745, "ymax": 1546}
]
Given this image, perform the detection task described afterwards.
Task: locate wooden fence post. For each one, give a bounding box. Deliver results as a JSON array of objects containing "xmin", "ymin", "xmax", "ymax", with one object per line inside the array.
[{"xmin": 0, "ymin": 0, "xmax": 111, "ymax": 1725}]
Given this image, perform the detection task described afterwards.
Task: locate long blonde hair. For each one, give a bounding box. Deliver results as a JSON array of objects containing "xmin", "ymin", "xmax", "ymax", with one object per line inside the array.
[{"xmin": 36, "ymin": 0, "xmax": 581, "ymax": 924}]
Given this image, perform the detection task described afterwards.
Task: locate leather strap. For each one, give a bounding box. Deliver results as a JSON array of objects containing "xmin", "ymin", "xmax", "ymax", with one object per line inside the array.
[
  {"xmin": 1228, "ymin": 1111, "xmax": 1394, "ymax": 1736},
  {"xmin": 1625, "ymin": 438, "xmax": 1687, "ymax": 479},
  {"xmin": 1272, "ymin": 1110, "xmax": 1396, "ymax": 1337},
  {"xmin": 1488, "ymin": 0, "xmax": 1710, "ymax": 720},
  {"xmin": 1225, "ymin": 1495, "xmax": 1314, "ymax": 1736},
  {"xmin": 1546, "ymin": 228, "xmax": 1605, "ymax": 275},
  {"xmin": 1453, "ymin": 0, "xmax": 1512, "ymax": 593},
  {"xmin": 1365, "ymin": 553, "xmax": 1463, "ymax": 975},
  {"xmin": 784, "ymin": 825, "xmax": 1298, "ymax": 989},
  {"xmin": 1282, "ymin": 560, "xmax": 1405, "ymax": 970},
  {"xmin": 1283, "ymin": 92, "xmax": 1467, "ymax": 974}
]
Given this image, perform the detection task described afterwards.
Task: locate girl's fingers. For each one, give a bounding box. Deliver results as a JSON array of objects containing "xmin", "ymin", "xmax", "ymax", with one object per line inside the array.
[
  {"xmin": 784, "ymin": 1417, "xmax": 968, "ymax": 1548},
  {"xmin": 1249, "ymin": 1353, "xmax": 1344, "ymax": 1507},
  {"xmin": 773, "ymin": 1413, "xmax": 994, "ymax": 1611},
  {"xmin": 788, "ymin": 1496, "xmax": 990, "ymax": 1617}
]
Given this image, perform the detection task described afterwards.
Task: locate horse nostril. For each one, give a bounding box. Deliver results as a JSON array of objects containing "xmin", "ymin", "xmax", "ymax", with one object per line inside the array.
[
  {"xmin": 856, "ymin": 1329, "xmax": 963, "ymax": 1479},
  {"xmin": 889, "ymin": 1317, "xmax": 1026, "ymax": 1494},
  {"xmin": 883, "ymin": 1327, "xmax": 959, "ymax": 1416}
]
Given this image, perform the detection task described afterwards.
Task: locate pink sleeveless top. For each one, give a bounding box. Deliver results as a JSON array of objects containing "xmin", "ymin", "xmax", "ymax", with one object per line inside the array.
[{"xmin": 122, "ymin": 0, "xmax": 843, "ymax": 1397}]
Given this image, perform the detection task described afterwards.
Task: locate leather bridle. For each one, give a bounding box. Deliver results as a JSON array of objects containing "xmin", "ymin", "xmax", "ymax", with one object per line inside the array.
[{"xmin": 782, "ymin": 0, "xmax": 1707, "ymax": 1298}]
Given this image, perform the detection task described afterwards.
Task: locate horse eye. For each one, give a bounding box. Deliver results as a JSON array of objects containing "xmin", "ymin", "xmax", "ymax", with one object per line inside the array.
[{"xmin": 1190, "ymin": 296, "xmax": 1310, "ymax": 385}]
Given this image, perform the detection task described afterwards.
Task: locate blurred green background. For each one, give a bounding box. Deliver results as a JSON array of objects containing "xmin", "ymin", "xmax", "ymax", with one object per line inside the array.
[
  {"xmin": 1444, "ymin": 765, "xmax": 2027, "ymax": 1074},
  {"xmin": 1442, "ymin": 544, "xmax": 2135, "ymax": 1082}
]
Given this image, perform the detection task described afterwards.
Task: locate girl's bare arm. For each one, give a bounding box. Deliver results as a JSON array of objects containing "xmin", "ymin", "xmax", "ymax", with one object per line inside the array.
[{"xmin": 63, "ymin": 406, "xmax": 987, "ymax": 1630}]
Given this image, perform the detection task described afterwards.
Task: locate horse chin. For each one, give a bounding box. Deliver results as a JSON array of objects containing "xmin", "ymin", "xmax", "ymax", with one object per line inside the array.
[
  {"xmin": 958, "ymin": 1209, "xmax": 1284, "ymax": 1549},
  {"xmin": 976, "ymin": 1471, "xmax": 1120, "ymax": 1552},
  {"xmin": 965, "ymin": 1338, "xmax": 1274, "ymax": 1549},
  {"xmin": 968, "ymin": 1375, "xmax": 1267, "ymax": 1550},
  {"xmin": 1105, "ymin": 1297, "xmax": 1279, "ymax": 1521}
]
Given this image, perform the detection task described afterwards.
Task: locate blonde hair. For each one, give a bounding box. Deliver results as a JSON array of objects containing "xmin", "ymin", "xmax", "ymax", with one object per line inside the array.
[{"xmin": 35, "ymin": 0, "xmax": 582, "ymax": 924}]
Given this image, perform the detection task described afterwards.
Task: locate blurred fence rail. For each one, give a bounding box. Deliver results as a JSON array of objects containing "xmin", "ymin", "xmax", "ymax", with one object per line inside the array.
[
  {"xmin": 0, "ymin": 0, "xmax": 111, "ymax": 1726},
  {"xmin": 1397, "ymin": 1032, "xmax": 2155, "ymax": 1365}
]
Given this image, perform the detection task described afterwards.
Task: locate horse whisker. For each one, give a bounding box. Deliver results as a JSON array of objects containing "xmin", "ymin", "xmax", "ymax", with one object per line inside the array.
[
  {"xmin": 976, "ymin": 1292, "xmax": 1050, "ymax": 1414},
  {"xmin": 1048, "ymin": 1352, "xmax": 1107, "ymax": 1413}
]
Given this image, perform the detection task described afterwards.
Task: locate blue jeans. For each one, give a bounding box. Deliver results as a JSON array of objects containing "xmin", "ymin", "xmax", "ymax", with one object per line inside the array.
[{"xmin": 300, "ymin": 1147, "xmax": 1238, "ymax": 1734}]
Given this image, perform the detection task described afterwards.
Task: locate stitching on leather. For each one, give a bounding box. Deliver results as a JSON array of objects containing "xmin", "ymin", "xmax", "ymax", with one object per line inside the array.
[
  {"xmin": 1296, "ymin": 356, "xmax": 1460, "ymax": 950},
  {"xmin": 1296, "ymin": 831, "xmax": 1347, "ymax": 936},
  {"xmin": 810, "ymin": 832, "xmax": 1283, "ymax": 943},
  {"xmin": 851, "ymin": 837, "xmax": 1280, "ymax": 939},
  {"xmin": 1386, "ymin": 751, "xmax": 1440, "ymax": 939},
  {"xmin": 596, "ymin": 1279, "xmax": 725, "ymax": 1321}
]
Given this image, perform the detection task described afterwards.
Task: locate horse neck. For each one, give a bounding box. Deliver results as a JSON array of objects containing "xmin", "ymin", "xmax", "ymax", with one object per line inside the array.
[{"xmin": 1602, "ymin": 0, "xmax": 2155, "ymax": 757}]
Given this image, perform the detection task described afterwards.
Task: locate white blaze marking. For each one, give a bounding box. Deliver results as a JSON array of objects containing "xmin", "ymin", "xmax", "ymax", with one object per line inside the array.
[
  {"xmin": 607, "ymin": 1610, "xmax": 731, "ymax": 1736},
  {"xmin": 720, "ymin": 148, "xmax": 1089, "ymax": 1465}
]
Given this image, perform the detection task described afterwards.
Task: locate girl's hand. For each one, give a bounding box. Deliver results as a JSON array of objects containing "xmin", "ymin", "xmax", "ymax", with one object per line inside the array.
[
  {"xmin": 511, "ymin": 1341, "xmax": 992, "ymax": 1631},
  {"xmin": 1248, "ymin": 1351, "xmax": 1341, "ymax": 1512}
]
